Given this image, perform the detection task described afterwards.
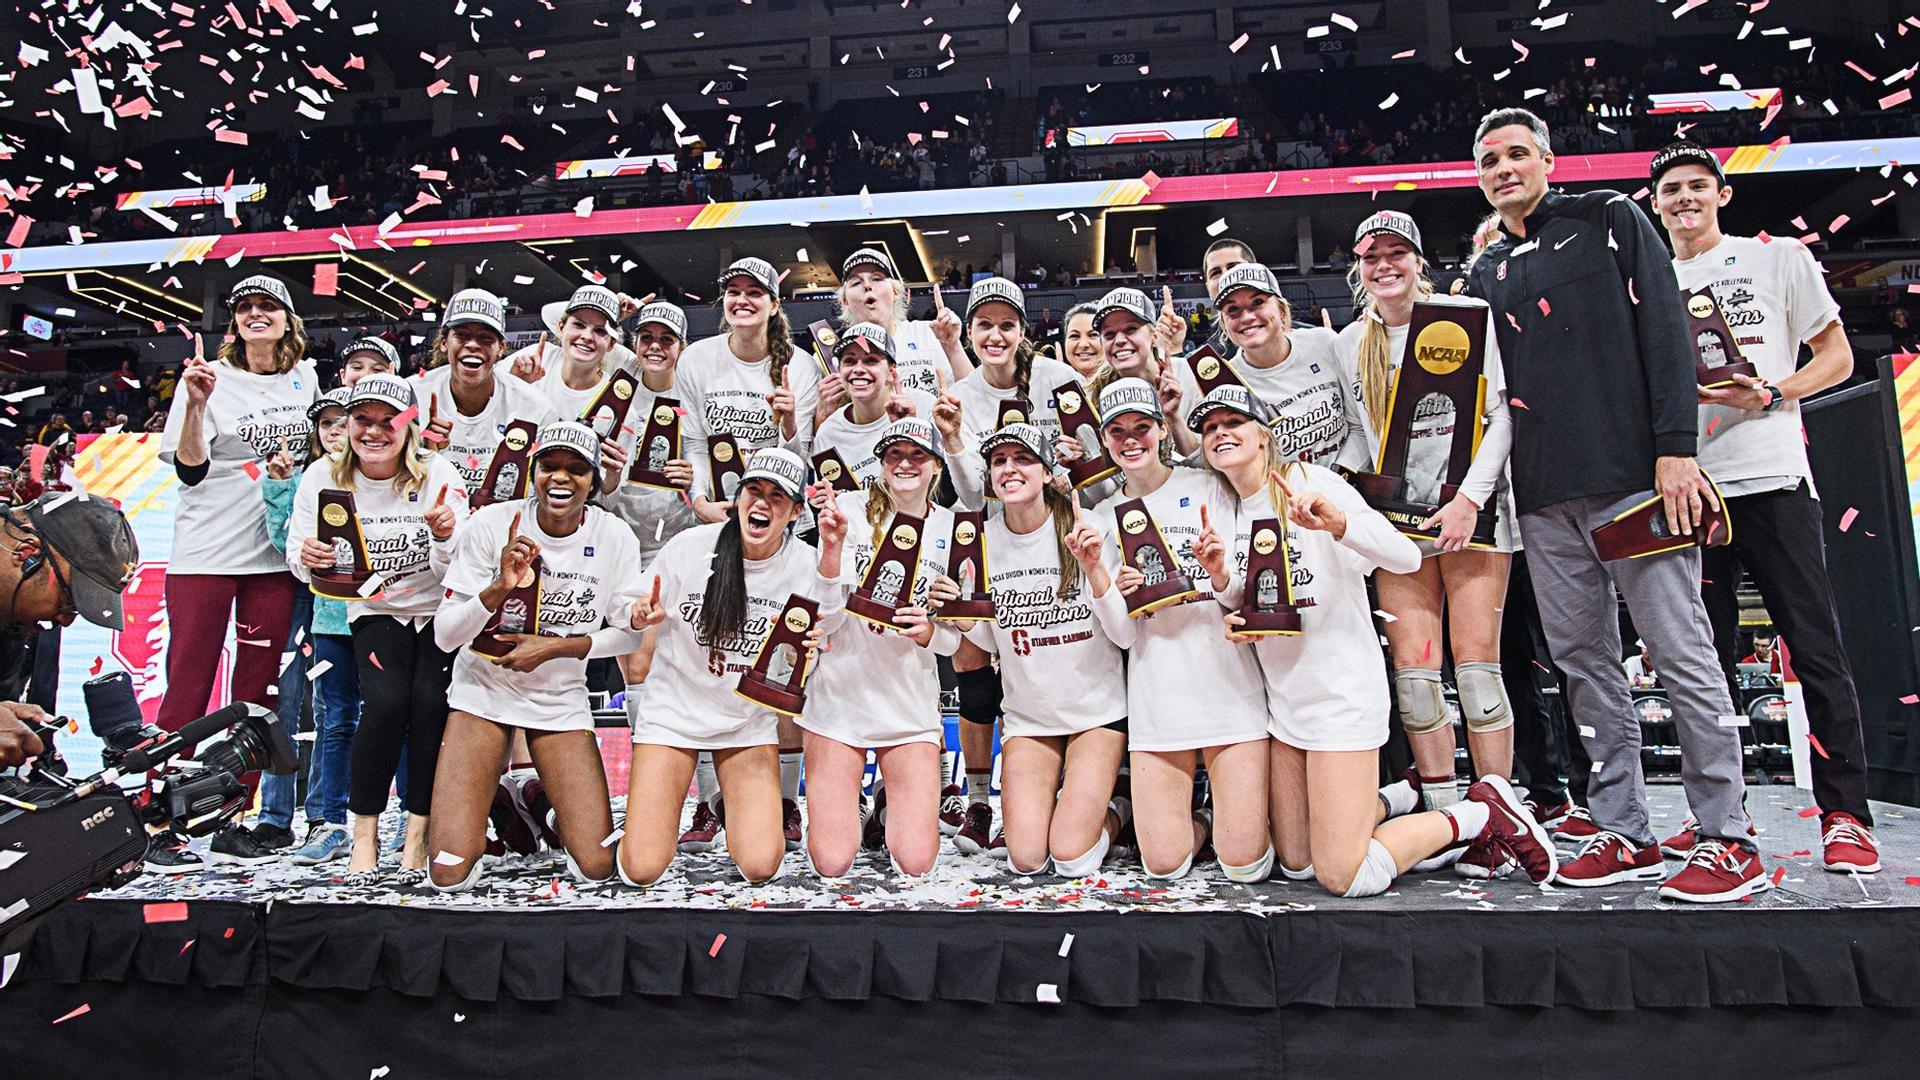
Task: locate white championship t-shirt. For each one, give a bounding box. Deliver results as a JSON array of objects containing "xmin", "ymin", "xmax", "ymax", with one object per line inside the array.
[
  {"xmin": 1225, "ymin": 465, "xmax": 1419, "ymax": 751},
  {"xmin": 879, "ymin": 319, "xmax": 956, "ymax": 397},
  {"xmin": 675, "ymin": 334, "xmax": 822, "ymax": 503},
  {"xmin": 1237, "ymin": 326, "xmax": 1372, "ymax": 471},
  {"xmin": 407, "ymin": 365, "xmax": 559, "ymax": 495},
  {"xmin": 812, "ymin": 389, "xmax": 938, "ymax": 491},
  {"xmin": 962, "ymin": 511, "xmax": 1127, "ymax": 738},
  {"xmin": 1092, "ymin": 467, "xmax": 1266, "ymax": 751},
  {"xmin": 802, "ymin": 490, "xmax": 959, "ymax": 748},
  {"xmin": 600, "ymin": 374, "xmax": 700, "ymax": 565},
  {"xmin": 1672, "ymin": 234, "xmax": 1842, "ymax": 492},
  {"xmin": 628, "ymin": 523, "xmax": 837, "ymax": 749},
  {"xmin": 440, "ymin": 501, "xmax": 646, "ymax": 731},
  {"xmin": 285, "ymin": 453, "xmax": 469, "ymax": 622},
  {"xmin": 159, "ymin": 358, "xmax": 318, "ymax": 575}
]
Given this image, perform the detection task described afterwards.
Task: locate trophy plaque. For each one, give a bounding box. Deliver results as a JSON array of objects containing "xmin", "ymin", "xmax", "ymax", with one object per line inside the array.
[
  {"xmin": 471, "ymin": 557, "xmax": 541, "ymax": 658},
  {"xmin": 1592, "ymin": 476, "xmax": 1732, "ymax": 561},
  {"xmin": 707, "ymin": 434, "xmax": 746, "ymax": 503},
  {"xmin": 1239, "ymin": 517, "xmax": 1302, "ymax": 635},
  {"xmin": 812, "ymin": 447, "xmax": 859, "ymax": 492},
  {"xmin": 581, "ymin": 368, "xmax": 639, "ymax": 442},
  {"xmin": 1113, "ymin": 499, "xmax": 1197, "ymax": 615},
  {"xmin": 846, "ymin": 512, "xmax": 925, "ymax": 627},
  {"xmin": 626, "ymin": 397, "xmax": 683, "ymax": 491},
  {"xmin": 995, "ymin": 396, "xmax": 1034, "ymax": 429},
  {"xmin": 1185, "ymin": 345, "xmax": 1248, "ymax": 397},
  {"xmin": 808, "ymin": 319, "xmax": 840, "ymax": 375},
  {"xmin": 1347, "ymin": 300, "xmax": 1498, "ymax": 548},
  {"xmin": 1053, "ymin": 380, "xmax": 1120, "ymax": 489},
  {"xmin": 735, "ymin": 594, "xmax": 820, "ymax": 717},
  {"xmin": 1685, "ymin": 287, "xmax": 1758, "ymax": 389},
  {"xmin": 936, "ymin": 511, "xmax": 994, "ymax": 622},
  {"xmin": 474, "ymin": 418, "xmax": 538, "ymax": 508},
  {"xmin": 312, "ymin": 489, "xmax": 374, "ymax": 600}
]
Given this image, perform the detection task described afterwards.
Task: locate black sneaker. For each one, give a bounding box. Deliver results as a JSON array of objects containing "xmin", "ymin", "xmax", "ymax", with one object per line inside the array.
[
  {"xmin": 208, "ymin": 824, "xmax": 279, "ymax": 866},
  {"xmin": 249, "ymin": 822, "xmax": 296, "ymax": 851},
  {"xmin": 143, "ymin": 830, "xmax": 205, "ymax": 874}
]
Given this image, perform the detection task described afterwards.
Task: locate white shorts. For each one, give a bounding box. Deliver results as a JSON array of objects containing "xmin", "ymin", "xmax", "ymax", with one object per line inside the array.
[
  {"xmin": 1128, "ymin": 711, "xmax": 1268, "ymax": 753},
  {"xmin": 629, "ymin": 713, "xmax": 777, "ymax": 750},
  {"xmin": 1266, "ymin": 706, "xmax": 1387, "ymax": 754},
  {"xmin": 795, "ymin": 713, "xmax": 943, "ymax": 749}
]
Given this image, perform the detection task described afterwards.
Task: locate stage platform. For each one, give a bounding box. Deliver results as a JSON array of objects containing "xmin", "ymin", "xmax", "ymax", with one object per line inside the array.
[{"xmin": 5, "ymin": 785, "xmax": 1916, "ymax": 1079}]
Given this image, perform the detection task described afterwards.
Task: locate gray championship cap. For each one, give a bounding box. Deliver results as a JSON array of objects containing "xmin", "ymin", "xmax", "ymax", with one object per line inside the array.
[
  {"xmin": 873, "ymin": 416, "xmax": 942, "ymax": 459},
  {"xmin": 1186, "ymin": 384, "xmax": 1271, "ymax": 431},
  {"xmin": 718, "ymin": 257, "xmax": 781, "ymax": 295},
  {"xmin": 1098, "ymin": 377, "xmax": 1162, "ymax": 423},
  {"xmin": 635, "ymin": 301, "xmax": 689, "ymax": 341},
  {"xmin": 1094, "ymin": 287, "xmax": 1156, "ymax": 330},
  {"xmin": 1354, "ymin": 210, "xmax": 1424, "ymax": 256},
  {"xmin": 841, "ymin": 247, "xmax": 898, "ymax": 279},
  {"xmin": 443, "ymin": 289, "xmax": 507, "ymax": 336},
  {"xmin": 341, "ymin": 336, "xmax": 400, "ymax": 370},
  {"xmin": 531, "ymin": 420, "xmax": 602, "ymax": 466},
  {"xmin": 564, "ymin": 284, "xmax": 622, "ymax": 327},
  {"xmin": 307, "ymin": 385, "xmax": 352, "ymax": 424},
  {"xmin": 739, "ymin": 446, "xmax": 808, "ymax": 501},
  {"xmin": 979, "ymin": 422, "xmax": 1057, "ymax": 471},
  {"xmin": 228, "ymin": 274, "xmax": 296, "ymax": 316},
  {"xmin": 1212, "ymin": 264, "xmax": 1284, "ymax": 309},
  {"xmin": 966, "ymin": 276, "xmax": 1027, "ymax": 321},
  {"xmin": 346, "ymin": 372, "xmax": 415, "ymax": 415},
  {"xmin": 835, "ymin": 321, "xmax": 896, "ymax": 362}
]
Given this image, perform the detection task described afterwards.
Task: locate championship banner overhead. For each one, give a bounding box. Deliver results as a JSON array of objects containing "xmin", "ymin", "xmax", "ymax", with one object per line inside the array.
[
  {"xmin": 554, "ymin": 154, "xmax": 679, "ymax": 180},
  {"xmin": 114, "ymin": 183, "xmax": 267, "ymax": 211},
  {"xmin": 1647, "ymin": 88, "xmax": 1783, "ymax": 113},
  {"xmin": 1054, "ymin": 117, "xmax": 1240, "ymax": 147}
]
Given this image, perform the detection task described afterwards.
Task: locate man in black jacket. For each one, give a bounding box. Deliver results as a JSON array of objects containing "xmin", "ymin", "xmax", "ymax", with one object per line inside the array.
[{"xmin": 1465, "ymin": 108, "xmax": 1762, "ymax": 903}]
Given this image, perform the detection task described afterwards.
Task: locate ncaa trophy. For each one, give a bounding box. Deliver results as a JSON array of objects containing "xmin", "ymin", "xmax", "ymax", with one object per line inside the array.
[
  {"xmin": 312, "ymin": 490, "xmax": 374, "ymax": 600},
  {"xmin": 736, "ymin": 594, "xmax": 820, "ymax": 717}
]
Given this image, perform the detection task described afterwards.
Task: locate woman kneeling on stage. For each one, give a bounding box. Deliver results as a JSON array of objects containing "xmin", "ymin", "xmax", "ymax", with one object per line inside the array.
[
  {"xmin": 427, "ymin": 422, "xmax": 643, "ymax": 890},
  {"xmin": 1191, "ymin": 387, "xmax": 1554, "ymax": 896},
  {"xmin": 619, "ymin": 448, "xmax": 846, "ymax": 885}
]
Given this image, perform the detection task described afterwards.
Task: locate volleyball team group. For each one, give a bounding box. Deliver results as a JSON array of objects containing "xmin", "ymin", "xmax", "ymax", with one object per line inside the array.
[{"xmin": 144, "ymin": 108, "xmax": 1883, "ymax": 906}]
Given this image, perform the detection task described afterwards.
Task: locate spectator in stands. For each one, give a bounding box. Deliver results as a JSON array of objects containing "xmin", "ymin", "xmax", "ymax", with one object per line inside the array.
[{"xmin": 35, "ymin": 414, "xmax": 71, "ymax": 447}]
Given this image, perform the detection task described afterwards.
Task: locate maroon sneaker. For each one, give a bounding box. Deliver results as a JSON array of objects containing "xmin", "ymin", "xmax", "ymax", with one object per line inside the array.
[
  {"xmin": 489, "ymin": 779, "xmax": 540, "ymax": 856},
  {"xmin": 938, "ymin": 784, "xmax": 966, "ymax": 836},
  {"xmin": 1820, "ymin": 812, "xmax": 1882, "ymax": 874},
  {"xmin": 986, "ymin": 829, "xmax": 1008, "ymax": 861},
  {"xmin": 1552, "ymin": 805, "xmax": 1601, "ymax": 843},
  {"xmin": 677, "ymin": 799, "xmax": 723, "ymax": 854},
  {"xmin": 782, "ymin": 798, "xmax": 804, "ymax": 851},
  {"xmin": 1658, "ymin": 839, "xmax": 1771, "ymax": 903},
  {"xmin": 519, "ymin": 777, "xmax": 563, "ymax": 850},
  {"xmin": 1525, "ymin": 798, "xmax": 1575, "ymax": 830},
  {"xmin": 1454, "ymin": 835, "xmax": 1517, "ymax": 880},
  {"xmin": 954, "ymin": 802, "xmax": 994, "ymax": 855},
  {"xmin": 1554, "ymin": 831, "xmax": 1664, "ymax": 887},
  {"xmin": 1659, "ymin": 817, "xmax": 1699, "ymax": 859},
  {"xmin": 1462, "ymin": 775, "xmax": 1557, "ymax": 884}
]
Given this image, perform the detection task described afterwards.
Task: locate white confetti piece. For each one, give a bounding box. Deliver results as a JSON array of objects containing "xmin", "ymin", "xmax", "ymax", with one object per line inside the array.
[
  {"xmin": 454, "ymin": 1013, "xmax": 466, "ymax": 1023},
  {"xmin": 1058, "ymin": 932, "xmax": 1074, "ymax": 957},
  {"xmin": 1577, "ymin": 725, "xmax": 1596, "ymax": 738},
  {"xmin": 1717, "ymin": 715, "xmax": 1751, "ymax": 728},
  {"xmin": 0, "ymin": 851, "xmax": 23, "ymax": 871},
  {"xmin": 1329, "ymin": 12, "xmax": 1357, "ymax": 31},
  {"xmin": 1205, "ymin": 218, "xmax": 1228, "ymax": 237},
  {"xmin": 306, "ymin": 659, "xmax": 334, "ymax": 682},
  {"xmin": 601, "ymin": 828, "xmax": 625, "ymax": 847},
  {"xmin": 433, "ymin": 851, "xmax": 465, "ymax": 866},
  {"xmin": 1378, "ymin": 93, "xmax": 1399, "ymax": 109},
  {"xmin": 1229, "ymin": 33, "xmax": 1249, "ymax": 53},
  {"xmin": 1007, "ymin": 3, "xmax": 1020, "ymax": 22},
  {"xmin": 1373, "ymin": 610, "xmax": 1398, "ymax": 623},
  {"xmin": 1036, "ymin": 982, "xmax": 1060, "ymax": 1003}
]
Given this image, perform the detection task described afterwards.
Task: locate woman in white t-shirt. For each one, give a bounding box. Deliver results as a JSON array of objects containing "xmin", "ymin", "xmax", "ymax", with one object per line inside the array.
[
  {"xmin": 506, "ymin": 284, "xmax": 639, "ymax": 422},
  {"xmin": 834, "ymin": 246, "xmax": 971, "ymax": 396},
  {"xmin": 426, "ymin": 422, "xmax": 646, "ymax": 891},
  {"xmin": 410, "ymin": 289, "xmax": 560, "ymax": 501},
  {"xmin": 812, "ymin": 323, "xmax": 955, "ymax": 492},
  {"xmin": 153, "ymin": 274, "xmax": 317, "ymax": 867},
  {"xmin": 951, "ymin": 424, "xmax": 1130, "ymax": 877},
  {"xmin": 1337, "ymin": 213, "xmax": 1517, "ymax": 839},
  {"xmin": 619, "ymin": 448, "xmax": 846, "ymax": 886},
  {"xmin": 286, "ymin": 374, "xmax": 470, "ymax": 880},
  {"xmin": 1213, "ymin": 263, "xmax": 1372, "ymax": 473},
  {"xmin": 1189, "ymin": 386, "xmax": 1553, "ymax": 897},
  {"xmin": 1059, "ymin": 303, "xmax": 1105, "ymax": 381},
  {"xmin": 801, "ymin": 418, "xmax": 959, "ymax": 878},
  {"xmin": 1085, "ymin": 379, "xmax": 1270, "ymax": 883},
  {"xmin": 1058, "ymin": 287, "xmax": 1203, "ymax": 501}
]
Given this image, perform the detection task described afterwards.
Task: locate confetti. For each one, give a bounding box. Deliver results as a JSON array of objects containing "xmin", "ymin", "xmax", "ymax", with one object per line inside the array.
[
  {"xmin": 1378, "ymin": 93, "xmax": 1399, "ymax": 109},
  {"xmin": 433, "ymin": 851, "xmax": 465, "ymax": 866},
  {"xmin": 312, "ymin": 263, "xmax": 339, "ymax": 297},
  {"xmin": 1058, "ymin": 932, "xmax": 1075, "ymax": 957},
  {"xmin": 1798, "ymin": 807, "xmax": 1821, "ymax": 818},
  {"xmin": 1537, "ymin": 298, "xmax": 1551, "ymax": 317},
  {"xmin": 601, "ymin": 828, "xmax": 625, "ymax": 847},
  {"xmin": 142, "ymin": 902, "xmax": 190, "ymax": 924},
  {"xmin": 708, "ymin": 933, "xmax": 727, "ymax": 957},
  {"xmin": 1036, "ymin": 982, "xmax": 1061, "ymax": 1003},
  {"xmin": 1838, "ymin": 507, "xmax": 1859, "ymax": 532},
  {"xmin": 1205, "ymin": 218, "xmax": 1228, "ymax": 237},
  {"xmin": 52, "ymin": 1004, "xmax": 90, "ymax": 1025},
  {"xmin": 1807, "ymin": 733, "xmax": 1830, "ymax": 760}
]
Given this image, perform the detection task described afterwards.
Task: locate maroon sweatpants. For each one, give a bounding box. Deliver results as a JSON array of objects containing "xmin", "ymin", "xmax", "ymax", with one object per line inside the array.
[{"xmin": 156, "ymin": 571, "xmax": 297, "ymax": 734}]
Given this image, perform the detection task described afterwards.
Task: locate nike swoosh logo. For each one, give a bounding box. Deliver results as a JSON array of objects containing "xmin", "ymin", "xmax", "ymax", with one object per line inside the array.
[
  {"xmin": 1482, "ymin": 704, "xmax": 1500, "ymax": 714},
  {"xmin": 1554, "ymin": 235, "xmax": 1576, "ymax": 250}
]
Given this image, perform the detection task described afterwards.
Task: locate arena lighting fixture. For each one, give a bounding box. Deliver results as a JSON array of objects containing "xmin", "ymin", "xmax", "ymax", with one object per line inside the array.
[
  {"xmin": 34, "ymin": 269, "xmax": 203, "ymax": 326},
  {"xmin": 1091, "ymin": 205, "xmax": 1164, "ymax": 279}
]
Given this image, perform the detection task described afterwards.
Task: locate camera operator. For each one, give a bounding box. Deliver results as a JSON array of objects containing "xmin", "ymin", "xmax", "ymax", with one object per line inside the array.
[{"xmin": 0, "ymin": 494, "xmax": 139, "ymax": 766}]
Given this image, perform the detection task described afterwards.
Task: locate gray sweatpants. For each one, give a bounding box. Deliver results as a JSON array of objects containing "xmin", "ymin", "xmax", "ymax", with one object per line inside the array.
[{"xmin": 1519, "ymin": 493, "xmax": 1751, "ymax": 850}]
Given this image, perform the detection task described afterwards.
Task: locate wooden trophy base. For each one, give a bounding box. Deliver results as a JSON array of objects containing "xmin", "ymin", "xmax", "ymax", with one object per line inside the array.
[
  {"xmin": 934, "ymin": 598, "xmax": 995, "ymax": 622},
  {"xmin": 1239, "ymin": 605, "xmax": 1303, "ymax": 636},
  {"xmin": 624, "ymin": 468, "xmax": 680, "ymax": 492},
  {"xmin": 845, "ymin": 590, "xmax": 906, "ymax": 629},
  {"xmin": 469, "ymin": 634, "xmax": 514, "ymax": 658},
  {"xmin": 310, "ymin": 571, "xmax": 372, "ymax": 601},
  {"xmin": 1125, "ymin": 575, "xmax": 1199, "ymax": 617},
  {"xmin": 735, "ymin": 673, "xmax": 806, "ymax": 718},
  {"xmin": 1591, "ymin": 486, "xmax": 1732, "ymax": 561},
  {"xmin": 1349, "ymin": 472, "xmax": 1498, "ymax": 549},
  {"xmin": 1697, "ymin": 360, "xmax": 1758, "ymax": 390},
  {"xmin": 1068, "ymin": 459, "xmax": 1120, "ymax": 490}
]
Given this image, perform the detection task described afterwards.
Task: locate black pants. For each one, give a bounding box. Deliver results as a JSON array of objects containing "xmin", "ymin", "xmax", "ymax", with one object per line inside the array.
[
  {"xmin": 347, "ymin": 616, "xmax": 453, "ymax": 817},
  {"xmin": 1505, "ymin": 551, "xmax": 1588, "ymax": 806},
  {"xmin": 1700, "ymin": 482, "xmax": 1870, "ymax": 824}
]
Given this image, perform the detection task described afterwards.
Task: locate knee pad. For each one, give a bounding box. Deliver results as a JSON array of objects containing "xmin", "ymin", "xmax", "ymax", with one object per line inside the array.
[
  {"xmin": 1144, "ymin": 848, "xmax": 1196, "ymax": 882},
  {"xmin": 1395, "ymin": 669, "xmax": 1450, "ymax": 735},
  {"xmin": 1278, "ymin": 861, "xmax": 1316, "ymax": 881},
  {"xmin": 1456, "ymin": 662, "xmax": 1513, "ymax": 734},
  {"xmin": 1052, "ymin": 830, "xmax": 1110, "ymax": 878},
  {"xmin": 956, "ymin": 667, "xmax": 1003, "ymax": 724},
  {"xmin": 431, "ymin": 854, "xmax": 485, "ymax": 893},
  {"xmin": 1340, "ymin": 838, "xmax": 1399, "ymax": 898},
  {"xmin": 624, "ymin": 686, "xmax": 645, "ymax": 727},
  {"xmin": 562, "ymin": 849, "xmax": 613, "ymax": 885},
  {"xmin": 1221, "ymin": 845, "xmax": 1276, "ymax": 884}
]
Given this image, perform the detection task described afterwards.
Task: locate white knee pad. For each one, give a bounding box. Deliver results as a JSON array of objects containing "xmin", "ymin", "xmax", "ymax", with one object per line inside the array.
[
  {"xmin": 1144, "ymin": 848, "xmax": 1196, "ymax": 881},
  {"xmin": 431, "ymin": 854, "xmax": 486, "ymax": 893},
  {"xmin": 1052, "ymin": 830, "xmax": 1111, "ymax": 878},
  {"xmin": 1456, "ymin": 662, "xmax": 1513, "ymax": 734},
  {"xmin": 1341, "ymin": 838, "xmax": 1399, "ymax": 898},
  {"xmin": 562, "ymin": 849, "xmax": 613, "ymax": 885},
  {"xmin": 1278, "ymin": 861, "xmax": 1316, "ymax": 881},
  {"xmin": 1221, "ymin": 845, "xmax": 1276, "ymax": 884},
  {"xmin": 1395, "ymin": 668, "xmax": 1450, "ymax": 736}
]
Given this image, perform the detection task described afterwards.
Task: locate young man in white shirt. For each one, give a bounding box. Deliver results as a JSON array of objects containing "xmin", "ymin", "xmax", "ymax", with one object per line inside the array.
[{"xmin": 1650, "ymin": 140, "xmax": 1879, "ymax": 874}]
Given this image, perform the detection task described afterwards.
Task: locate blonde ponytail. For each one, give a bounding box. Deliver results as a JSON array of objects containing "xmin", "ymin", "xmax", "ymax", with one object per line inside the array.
[{"xmin": 1344, "ymin": 260, "xmax": 1435, "ymax": 438}]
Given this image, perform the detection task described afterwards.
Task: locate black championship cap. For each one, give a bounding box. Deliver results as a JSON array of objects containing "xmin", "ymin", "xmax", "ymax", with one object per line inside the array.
[{"xmin": 26, "ymin": 494, "xmax": 139, "ymax": 630}]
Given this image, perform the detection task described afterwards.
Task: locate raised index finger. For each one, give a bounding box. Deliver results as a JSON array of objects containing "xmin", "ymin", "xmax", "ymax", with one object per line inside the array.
[
  {"xmin": 1199, "ymin": 504, "xmax": 1211, "ymax": 533},
  {"xmin": 508, "ymin": 510, "xmax": 521, "ymax": 540},
  {"xmin": 1162, "ymin": 285, "xmax": 1175, "ymax": 311},
  {"xmin": 650, "ymin": 575, "xmax": 662, "ymax": 604},
  {"xmin": 932, "ymin": 283, "xmax": 946, "ymax": 310},
  {"xmin": 433, "ymin": 483, "xmax": 448, "ymax": 507}
]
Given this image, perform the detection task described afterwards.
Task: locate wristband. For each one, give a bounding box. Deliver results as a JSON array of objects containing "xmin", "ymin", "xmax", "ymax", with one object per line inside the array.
[{"xmin": 1758, "ymin": 381, "xmax": 1785, "ymax": 412}]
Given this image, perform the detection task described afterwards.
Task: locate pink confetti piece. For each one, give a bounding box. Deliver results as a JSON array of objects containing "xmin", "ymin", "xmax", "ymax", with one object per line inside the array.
[
  {"xmin": 312, "ymin": 263, "xmax": 338, "ymax": 297},
  {"xmin": 1509, "ymin": 397, "xmax": 1529, "ymax": 410},
  {"xmin": 143, "ymin": 901, "xmax": 189, "ymax": 924},
  {"xmin": 391, "ymin": 405, "xmax": 419, "ymax": 431},
  {"xmin": 242, "ymin": 461, "xmax": 262, "ymax": 481},
  {"xmin": 1807, "ymin": 732, "xmax": 1830, "ymax": 760},
  {"xmin": 52, "ymin": 1004, "xmax": 90, "ymax": 1025},
  {"xmin": 1901, "ymin": 694, "xmax": 1919, "ymax": 704},
  {"xmin": 1881, "ymin": 89, "xmax": 1913, "ymax": 110},
  {"xmin": 1839, "ymin": 507, "xmax": 1859, "ymax": 532},
  {"xmin": 5, "ymin": 215, "xmax": 31, "ymax": 248},
  {"xmin": 1797, "ymin": 807, "xmax": 1821, "ymax": 818},
  {"xmin": 1627, "ymin": 277, "xmax": 1639, "ymax": 305},
  {"xmin": 1536, "ymin": 298, "xmax": 1551, "ymax": 316},
  {"xmin": 709, "ymin": 933, "xmax": 727, "ymax": 957},
  {"xmin": 213, "ymin": 128, "xmax": 249, "ymax": 146}
]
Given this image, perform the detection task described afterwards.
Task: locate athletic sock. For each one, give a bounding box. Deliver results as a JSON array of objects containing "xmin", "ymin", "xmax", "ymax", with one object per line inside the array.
[
  {"xmin": 1378, "ymin": 778, "xmax": 1420, "ymax": 820},
  {"xmin": 694, "ymin": 753, "xmax": 719, "ymax": 809},
  {"xmin": 779, "ymin": 751, "xmax": 803, "ymax": 802},
  {"xmin": 941, "ymin": 749, "xmax": 956, "ymax": 787},
  {"xmin": 1421, "ymin": 773, "xmax": 1462, "ymax": 810},
  {"xmin": 966, "ymin": 770, "xmax": 992, "ymax": 806},
  {"xmin": 1440, "ymin": 800, "xmax": 1490, "ymax": 843},
  {"xmin": 506, "ymin": 763, "xmax": 537, "ymax": 786}
]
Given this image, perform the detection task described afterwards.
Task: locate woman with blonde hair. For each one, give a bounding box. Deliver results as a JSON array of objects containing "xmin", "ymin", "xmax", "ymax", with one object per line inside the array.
[
  {"xmin": 1335, "ymin": 212, "xmax": 1516, "ymax": 878},
  {"xmin": 832, "ymin": 247, "xmax": 971, "ymax": 396},
  {"xmin": 150, "ymin": 274, "xmax": 318, "ymax": 870},
  {"xmin": 286, "ymin": 374, "xmax": 470, "ymax": 880}
]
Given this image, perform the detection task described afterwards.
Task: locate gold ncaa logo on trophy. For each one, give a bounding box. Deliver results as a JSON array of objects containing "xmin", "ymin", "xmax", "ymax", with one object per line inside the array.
[{"xmin": 1413, "ymin": 319, "xmax": 1471, "ymax": 377}]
